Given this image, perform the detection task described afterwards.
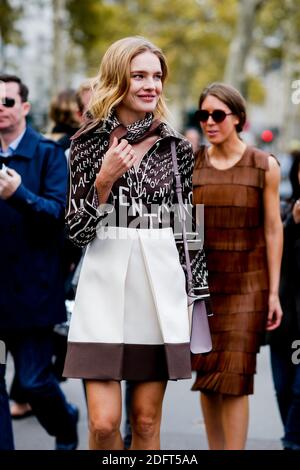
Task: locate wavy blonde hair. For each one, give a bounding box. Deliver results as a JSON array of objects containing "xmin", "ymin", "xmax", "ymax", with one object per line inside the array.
[{"xmin": 89, "ymin": 36, "xmax": 169, "ymax": 122}]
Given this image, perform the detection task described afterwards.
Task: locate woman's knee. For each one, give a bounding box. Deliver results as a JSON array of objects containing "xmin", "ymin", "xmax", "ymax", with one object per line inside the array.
[
  {"xmin": 131, "ymin": 409, "xmax": 160, "ymax": 439},
  {"xmin": 89, "ymin": 415, "xmax": 120, "ymax": 440}
]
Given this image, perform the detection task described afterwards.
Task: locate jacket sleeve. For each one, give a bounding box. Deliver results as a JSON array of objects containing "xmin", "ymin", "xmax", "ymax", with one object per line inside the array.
[
  {"xmin": 8, "ymin": 142, "xmax": 67, "ymax": 223},
  {"xmin": 174, "ymin": 139, "xmax": 210, "ymax": 300},
  {"xmin": 284, "ymin": 209, "xmax": 300, "ymax": 270},
  {"xmin": 65, "ymin": 139, "xmax": 115, "ymax": 247}
]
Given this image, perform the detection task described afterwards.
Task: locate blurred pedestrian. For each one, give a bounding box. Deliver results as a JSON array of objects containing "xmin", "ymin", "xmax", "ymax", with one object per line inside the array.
[
  {"xmin": 0, "ymin": 364, "xmax": 13, "ymax": 449},
  {"xmin": 8, "ymin": 88, "xmax": 84, "ymax": 418},
  {"xmin": 269, "ymin": 151, "xmax": 300, "ymax": 450},
  {"xmin": 9, "ymin": 377, "xmax": 33, "ymax": 419},
  {"xmin": 75, "ymin": 79, "xmax": 93, "ymax": 122},
  {"xmin": 47, "ymin": 88, "xmax": 81, "ymax": 150},
  {"xmin": 63, "ymin": 36, "xmax": 209, "ymax": 450},
  {"xmin": 192, "ymin": 82, "xmax": 283, "ymax": 449},
  {"xmin": 0, "ymin": 74, "xmax": 78, "ymax": 450},
  {"xmin": 183, "ymin": 127, "xmax": 201, "ymax": 153}
]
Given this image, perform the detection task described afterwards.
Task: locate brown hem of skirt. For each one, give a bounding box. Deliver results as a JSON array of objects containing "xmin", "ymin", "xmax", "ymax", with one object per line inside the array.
[
  {"xmin": 191, "ymin": 371, "xmax": 254, "ymax": 396},
  {"xmin": 63, "ymin": 342, "xmax": 191, "ymax": 381}
]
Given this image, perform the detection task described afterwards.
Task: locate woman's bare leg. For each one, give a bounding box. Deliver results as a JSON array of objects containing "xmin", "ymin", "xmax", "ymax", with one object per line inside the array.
[
  {"xmin": 200, "ymin": 392, "xmax": 249, "ymax": 450},
  {"xmin": 130, "ymin": 381, "xmax": 167, "ymax": 450},
  {"xmin": 200, "ymin": 392, "xmax": 225, "ymax": 449},
  {"xmin": 222, "ymin": 394, "xmax": 249, "ymax": 450},
  {"xmin": 85, "ymin": 380, "xmax": 123, "ymax": 450}
]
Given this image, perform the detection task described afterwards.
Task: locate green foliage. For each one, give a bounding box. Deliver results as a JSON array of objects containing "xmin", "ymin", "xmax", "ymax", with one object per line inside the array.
[
  {"xmin": 256, "ymin": 0, "xmax": 300, "ymax": 74},
  {"xmin": 66, "ymin": 0, "xmax": 136, "ymax": 74},
  {"xmin": 245, "ymin": 75, "xmax": 266, "ymax": 104},
  {"xmin": 10, "ymin": 0, "xmax": 297, "ymax": 111},
  {"xmin": 0, "ymin": 0, "xmax": 23, "ymax": 47},
  {"xmin": 65, "ymin": 0, "xmax": 237, "ymax": 109}
]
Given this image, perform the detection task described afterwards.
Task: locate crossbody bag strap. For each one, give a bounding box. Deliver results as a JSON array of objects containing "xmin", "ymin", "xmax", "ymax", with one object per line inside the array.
[{"xmin": 170, "ymin": 140, "xmax": 193, "ymax": 295}]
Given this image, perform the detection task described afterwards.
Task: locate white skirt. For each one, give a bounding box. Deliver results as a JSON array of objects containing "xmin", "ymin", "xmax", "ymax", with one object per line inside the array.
[{"xmin": 63, "ymin": 227, "xmax": 191, "ymax": 381}]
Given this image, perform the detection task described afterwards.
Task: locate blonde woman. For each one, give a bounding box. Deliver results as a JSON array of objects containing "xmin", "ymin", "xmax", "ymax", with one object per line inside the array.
[{"xmin": 63, "ymin": 36, "xmax": 209, "ymax": 450}]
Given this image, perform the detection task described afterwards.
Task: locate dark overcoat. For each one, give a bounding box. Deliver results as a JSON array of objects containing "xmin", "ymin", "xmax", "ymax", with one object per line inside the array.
[
  {"xmin": 0, "ymin": 126, "xmax": 67, "ymax": 329},
  {"xmin": 269, "ymin": 208, "xmax": 300, "ymax": 348}
]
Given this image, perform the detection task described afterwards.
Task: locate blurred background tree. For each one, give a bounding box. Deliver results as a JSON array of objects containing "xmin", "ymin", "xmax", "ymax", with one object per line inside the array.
[
  {"xmin": 2, "ymin": 0, "xmax": 300, "ymax": 147},
  {"xmin": 224, "ymin": 0, "xmax": 265, "ymax": 95},
  {"xmin": 65, "ymin": 0, "xmax": 236, "ymax": 119},
  {"xmin": 256, "ymin": 0, "xmax": 300, "ymax": 149},
  {"xmin": 0, "ymin": 0, "xmax": 24, "ymax": 69}
]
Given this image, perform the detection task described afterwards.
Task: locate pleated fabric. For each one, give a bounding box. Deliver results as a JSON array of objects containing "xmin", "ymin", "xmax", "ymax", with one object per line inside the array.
[
  {"xmin": 191, "ymin": 146, "xmax": 270, "ymax": 395},
  {"xmin": 63, "ymin": 227, "xmax": 191, "ymax": 381}
]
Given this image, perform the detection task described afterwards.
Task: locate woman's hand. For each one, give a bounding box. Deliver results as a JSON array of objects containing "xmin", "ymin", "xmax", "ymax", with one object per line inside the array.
[
  {"xmin": 292, "ymin": 199, "xmax": 300, "ymax": 224},
  {"xmin": 265, "ymin": 293, "xmax": 283, "ymax": 331},
  {"xmin": 96, "ymin": 137, "xmax": 137, "ymax": 188}
]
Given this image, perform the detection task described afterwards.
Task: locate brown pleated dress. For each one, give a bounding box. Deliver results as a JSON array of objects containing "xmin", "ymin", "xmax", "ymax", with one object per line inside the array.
[{"xmin": 191, "ymin": 145, "xmax": 270, "ymax": 395}]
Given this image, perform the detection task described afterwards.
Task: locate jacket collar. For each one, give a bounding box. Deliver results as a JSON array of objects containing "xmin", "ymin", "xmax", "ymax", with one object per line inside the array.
[
  {"xmin": 13, "ymin": 126, "xmax": 40, "ymax": 159},
  {"xmin": 158, "ymin": 121, "xmax": 183, "ymax": 141}
]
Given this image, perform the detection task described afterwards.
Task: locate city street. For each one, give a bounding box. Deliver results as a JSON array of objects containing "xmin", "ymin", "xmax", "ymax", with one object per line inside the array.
[
  {"xmin": 8, "ymin": 345, "xmax": 283, "ymax": 450},
  {"xmin": 2, "ymin": 0, "xmax": 300, "ymax": 458}
]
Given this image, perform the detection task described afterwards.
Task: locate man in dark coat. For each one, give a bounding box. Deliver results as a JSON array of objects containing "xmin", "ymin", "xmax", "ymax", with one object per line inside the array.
[
  {"xmin": 0, "ymin": 74, "xmax": 78, "ymax": 450},
  {"xmin": 269, "ymin": 153, "xmax": 300, "ymax": 450}
]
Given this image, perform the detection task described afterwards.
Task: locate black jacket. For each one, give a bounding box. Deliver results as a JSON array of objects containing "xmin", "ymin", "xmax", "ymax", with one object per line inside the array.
[
  {"xmin": 0, "ymin": 126, "xmax": 67, "ymax": 329},
  {"xmin": 269, "ymin": 207, "xmax": 300, "ymax": 348}
]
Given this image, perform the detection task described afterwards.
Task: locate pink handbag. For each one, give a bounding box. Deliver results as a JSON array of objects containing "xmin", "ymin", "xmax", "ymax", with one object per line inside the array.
[
  {"xmin": 189, "ymin": 298, "xmax": 212, "ymax": 354},
  {"xmin": 171, "ymin": 141, "xmax": 212, "ymax": 354}
]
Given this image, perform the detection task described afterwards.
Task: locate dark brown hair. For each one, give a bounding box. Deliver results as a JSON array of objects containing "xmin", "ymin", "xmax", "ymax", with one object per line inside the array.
[
  {"xmin": 49, "ymin": 89, "xmax": 79, "ymax": 127},
  {"xmin": 0, "ymin": 74, "xmax": 29, "ymax": 102},
  {"xmin": 75, "ymin": 80, "xmax": 92, "ymax": 114},
  {"xmin": 198, "ymin": 82, "xmax": 247, "ymax": 133}
]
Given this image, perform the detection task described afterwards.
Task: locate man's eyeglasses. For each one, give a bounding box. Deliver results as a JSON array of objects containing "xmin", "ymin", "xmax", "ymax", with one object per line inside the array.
[
  {"xmin": 0, "ymin": 97, "xmax": 16, "ymax": 108},
  {"xmin": 195, "ymin": 109, "xmax": 233, "ymax": 123}
]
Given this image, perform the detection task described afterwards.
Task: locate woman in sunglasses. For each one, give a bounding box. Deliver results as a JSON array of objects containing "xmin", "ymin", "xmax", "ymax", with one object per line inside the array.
[{"xmin": 192, "ymin": 82, "xmax": 283, "ymax": 449}]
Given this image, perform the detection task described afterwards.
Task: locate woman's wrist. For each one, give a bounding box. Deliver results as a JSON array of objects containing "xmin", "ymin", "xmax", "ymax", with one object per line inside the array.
[
  {"xmin": 95, "ymin": 172, "xmax": 113, "ymax": 192},
  {"xmin": 269, "ymin": 291, "xmax": 279, "ymax": 297}
]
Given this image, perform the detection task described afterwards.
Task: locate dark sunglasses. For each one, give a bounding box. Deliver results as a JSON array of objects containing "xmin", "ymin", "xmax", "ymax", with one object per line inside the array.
[
  {"xmin": 0, "ymin": 97, "xmax": 16, "ymax": 108},
  {"xmin": 195, "ymin": 109, "xmax": 233, "ymax": 123}
]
